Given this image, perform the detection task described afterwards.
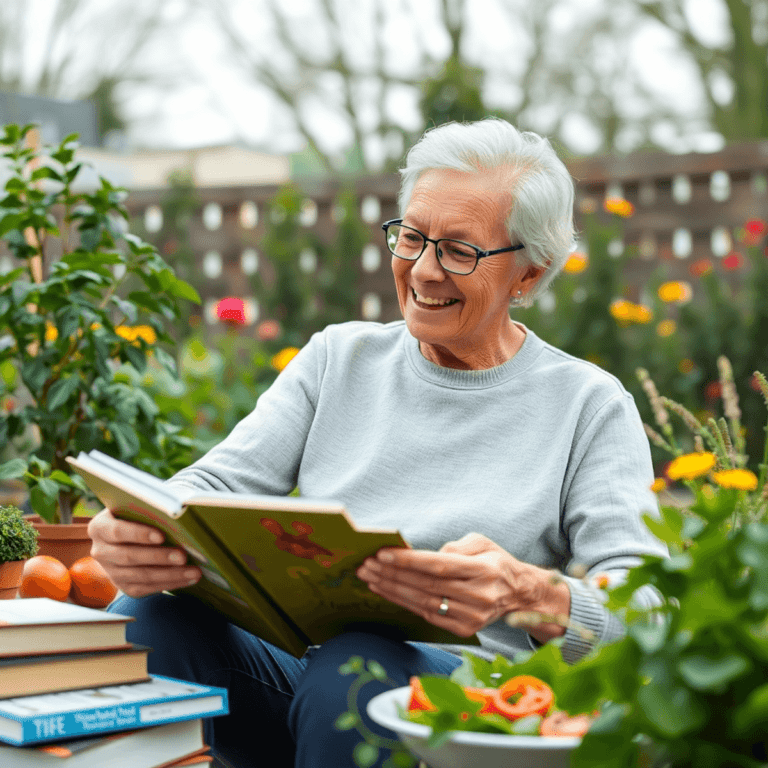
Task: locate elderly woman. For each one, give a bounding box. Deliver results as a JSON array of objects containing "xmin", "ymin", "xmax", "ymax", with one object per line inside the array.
[{"xmin": 89, "ymin": 118, "xmax": 666, "ymax": 768}]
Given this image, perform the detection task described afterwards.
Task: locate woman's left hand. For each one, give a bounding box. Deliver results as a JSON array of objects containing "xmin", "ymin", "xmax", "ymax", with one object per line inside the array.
[{"xmin": 355, "ymin": 533, "xmax": 569, "ymax": 641}]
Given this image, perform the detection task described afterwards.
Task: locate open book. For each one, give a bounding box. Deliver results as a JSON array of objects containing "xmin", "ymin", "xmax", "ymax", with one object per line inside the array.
[{"xmin": 67, "ymin": 451, "xmax": 478, "ymax": 658}]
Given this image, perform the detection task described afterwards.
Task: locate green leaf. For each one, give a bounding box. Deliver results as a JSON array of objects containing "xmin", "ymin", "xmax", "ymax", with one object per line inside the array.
[
  {"xmin": 352, "ymin": 743, "xmax": 378, "ymax": 768},
  {"xmin": 334, "ymin": 712, "xmax": 358, "ymax": 731},
  {"xmin": 49, "ymin": 470, "xmax": 78, "ymax": 488},
  {"xmin": 169, "ymin": 276, "xmax": 201, "ymax": 303},
  {"xmin": 36, "ymin": 477, "xmax": 60, "ymax": 500},
  {"xmin": 676, "ymin": 653, "xmax": 750, "ymax": 691},
  {"xmin": 737, "ymin": 524, "xmax": 768, "ymax": 568},
  {"xmin": 629, "ymin": 620, "xmax": 669, "ymax": 654},
  {"xmin": 0, "ymin": 458, "xmax": 27, "ymax": 480},
  {"xmin": 46, "ymin": 375, "xmax": 80, "ymax": 411},
  {"xmin": 30, "ymin": 486, "xmax": 57, "ymax": 522},
  {"xmin": 732, "ymin": 682, "xmax": 768, "ymax": 734},
  {"xmin": 108, "ymin": 421, "xmax": 140, "ymax": 458},
  {"xmin": 636, "ymin": 679, "xmax": 706, "ymax": 738},
  {"xmin": 367, "ymin": 661, "xmax": 387, "ymax": 681}
]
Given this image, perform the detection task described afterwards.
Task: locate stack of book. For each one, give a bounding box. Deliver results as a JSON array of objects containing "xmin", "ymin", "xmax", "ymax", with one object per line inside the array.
[{"xmin": 0, "ymin": 599, "xmax": 229, "ymax": 767}]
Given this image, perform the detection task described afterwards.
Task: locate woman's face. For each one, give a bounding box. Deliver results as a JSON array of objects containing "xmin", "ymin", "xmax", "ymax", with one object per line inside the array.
[{"xmin": 392, "ymin": 167, "xmax": 542, "ymax": 369}]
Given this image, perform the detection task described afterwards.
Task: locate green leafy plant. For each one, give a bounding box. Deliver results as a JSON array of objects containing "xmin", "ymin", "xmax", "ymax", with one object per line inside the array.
[
  {"xmin": 0, "ymin": 504, "xmax": 39, "ymax": 563},
  {"xmin": 340, "ymin": 368, "xmax": 768, "ymax": 768},
  {"xmin": 0, "ymin": 124, "xmax": 201, "ymax": 523}
]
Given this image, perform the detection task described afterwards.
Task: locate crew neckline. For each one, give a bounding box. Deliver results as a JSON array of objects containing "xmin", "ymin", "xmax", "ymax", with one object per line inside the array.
[{"xmin": 402, "ymin": 322, "xmax": 545, "ymax": 388}]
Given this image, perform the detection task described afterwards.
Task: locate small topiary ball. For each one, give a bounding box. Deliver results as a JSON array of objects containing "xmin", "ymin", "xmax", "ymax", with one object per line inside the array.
[{"xmin": 0, "ymin": 505, "xmax": 40, "ymax": 563}]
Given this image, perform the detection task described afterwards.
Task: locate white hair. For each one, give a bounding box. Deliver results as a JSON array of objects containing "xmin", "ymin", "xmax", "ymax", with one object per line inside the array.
[{"xmin": 398, "ymin": 119, "xmax": 576, "ymax": 306}]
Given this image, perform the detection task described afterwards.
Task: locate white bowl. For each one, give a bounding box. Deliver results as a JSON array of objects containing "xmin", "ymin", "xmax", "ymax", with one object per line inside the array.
[{"xmin": 366, "ymin": 687, "xmax": 581, "ymax": 768}]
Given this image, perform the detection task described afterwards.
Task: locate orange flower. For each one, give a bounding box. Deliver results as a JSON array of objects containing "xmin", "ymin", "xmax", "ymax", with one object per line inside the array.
[
  {"xmin": 271, "ymin": 347, "xmax": 300, "ymax": 372},
  {"xmin": 689, "ymin": 259, "xmax": 713, "ymax": 278},
  {"xmin": 650, "ymin": 478, "xmax": 667, "ymax": 493},
  {"xmin": 563, "ymin": 253, "xmax": 588, "ymax": 274},
  {"xmin": 603, "ymin": 197, "xmax": 634, "ymax": 217},
  {"xmin": 678, "ymin": 358, "xmax": 695, "ymax": 374},
  {"xmin": 722, "ymin": 252, "xmax": 744, "ymax": 271},
  {"xmin": 658, "ymin": 281, "xmax": 693, "ymax": 303}
]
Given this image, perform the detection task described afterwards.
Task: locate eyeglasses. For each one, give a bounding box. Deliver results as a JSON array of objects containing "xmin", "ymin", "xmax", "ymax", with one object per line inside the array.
[{"xmin": 381, "ymin": 219, "xmax": 525, "ymax": 276}]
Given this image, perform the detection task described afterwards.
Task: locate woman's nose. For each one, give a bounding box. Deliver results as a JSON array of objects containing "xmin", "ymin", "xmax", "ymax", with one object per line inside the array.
[{"xmin": 410, "ymin": 240, "xmax": 445, "ymax": 280}]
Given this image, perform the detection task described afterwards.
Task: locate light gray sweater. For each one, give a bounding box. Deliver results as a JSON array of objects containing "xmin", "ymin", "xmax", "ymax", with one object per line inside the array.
[{"xmin": 169, "ymin": 320, "xmax": 667, "ymax": 663}]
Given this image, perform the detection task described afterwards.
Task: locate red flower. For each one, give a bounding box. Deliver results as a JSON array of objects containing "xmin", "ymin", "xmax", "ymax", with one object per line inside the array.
[
  {"xmin": 750, "ymin": 373, "xmax": 764, "ymax": 392},
  {"xmin": 722, "ymin": 251, "xmax": 744, "ymax": 270},
  {"xmin": 689, "ymin": 258, "xmax": 713, "ymax": 278},
  {"xmin": 704, "ymin": 381, "xmax": 722, "ymax": 401},
  {"xmin": 742, "ymin": 219, "xmax": 767, "ymax": 246},
  {"xmin": 216, "ymin": 297, "xmax": 246, "ymax": 325}
]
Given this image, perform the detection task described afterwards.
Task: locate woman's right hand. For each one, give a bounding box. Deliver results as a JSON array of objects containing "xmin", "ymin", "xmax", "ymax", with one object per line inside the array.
[{"xmin": 88, "ymin": 509, "xmax": 202, "ymax": 598}]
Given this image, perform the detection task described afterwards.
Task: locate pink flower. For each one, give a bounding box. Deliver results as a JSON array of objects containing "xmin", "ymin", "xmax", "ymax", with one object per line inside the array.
[
  {"xmin": 257, "ymin": 320, "xmax": 281, "ymax": 341},
  {"xmin": 722, "ymin": 251, "xmax": 744, "ymax": 271},
  {"xmin": 216, "ymin": 297, "xmax": 246, "ymax": 326}
]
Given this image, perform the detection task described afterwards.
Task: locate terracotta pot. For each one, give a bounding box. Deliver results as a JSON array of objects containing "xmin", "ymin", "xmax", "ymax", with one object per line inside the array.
[
  {"xmin": 28, "ymin": 516, "xmax": 93, "ymax": 569},
  {"xmin": 0, "ymin": 560, "xmax": 25, "ymax": 599}
]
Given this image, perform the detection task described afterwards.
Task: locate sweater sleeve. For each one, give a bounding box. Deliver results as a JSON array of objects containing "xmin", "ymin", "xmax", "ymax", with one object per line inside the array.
[
  {"xmin": 166, "ymin": 330, "xmax": 327, "ymax": 496},
  {"xmin": 547, "ymin": 391, "xmax": 668, "ymax": 663}
]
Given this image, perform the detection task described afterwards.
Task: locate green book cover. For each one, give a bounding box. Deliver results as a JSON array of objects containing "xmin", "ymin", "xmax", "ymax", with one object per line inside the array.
[{"xmin": 67, "ymin": 452, "xmax": 479, "ymax": 658}]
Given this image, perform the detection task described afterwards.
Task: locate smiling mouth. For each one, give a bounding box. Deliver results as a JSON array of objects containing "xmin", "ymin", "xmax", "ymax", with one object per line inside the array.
[{"xmin": 411, "ymin": 288, "xmax": 460, "ymax": 308}]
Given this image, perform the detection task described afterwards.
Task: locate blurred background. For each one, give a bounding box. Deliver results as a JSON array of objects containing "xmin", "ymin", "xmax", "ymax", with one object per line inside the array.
[{"xmin": 2, "ymin": 0, "xmax": 767, "ymax": 476}]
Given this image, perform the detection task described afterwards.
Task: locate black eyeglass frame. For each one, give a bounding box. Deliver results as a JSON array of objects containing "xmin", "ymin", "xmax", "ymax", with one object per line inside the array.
[{"xmin": 381, "ymin": 218, "xmax": 525, "ymax": 275}]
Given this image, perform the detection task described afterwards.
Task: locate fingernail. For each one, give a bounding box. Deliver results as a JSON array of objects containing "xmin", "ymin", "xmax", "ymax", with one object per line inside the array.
[
  {"xmin": 169, "ymin": 551, "xmax": 185, "ymax": 565},
  {"xmin": 150, "ymin": 531, "xmax": 163, "ymax": 544},
  {"xmin": 185, "ymin": 569, "xmax": 199, "ymax": 581}
]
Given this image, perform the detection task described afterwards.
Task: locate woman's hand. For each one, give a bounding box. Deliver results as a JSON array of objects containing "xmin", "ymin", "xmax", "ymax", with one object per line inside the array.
[
  {"xmin": 355, "ymin": 533, "xmax": 570, "ymax": 642},
  {"xmin": 88, "ymin": 509, "xmax": 202, "ymax": 598}
]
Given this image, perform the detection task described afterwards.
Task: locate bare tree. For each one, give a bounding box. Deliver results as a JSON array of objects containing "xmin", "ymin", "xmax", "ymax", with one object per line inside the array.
[
  {"xmin": 0, "ymin": 0, "xmax": 194, "ymax": 143},
  {"xmin": 632, "ymin": 0, "xmax": 768, "ymax": 141}
]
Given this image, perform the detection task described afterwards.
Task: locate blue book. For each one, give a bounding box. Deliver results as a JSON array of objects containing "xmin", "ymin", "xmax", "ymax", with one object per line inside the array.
[{"xmin": 0, "ymin": 675, "xmax": 228, "ymax": 746}]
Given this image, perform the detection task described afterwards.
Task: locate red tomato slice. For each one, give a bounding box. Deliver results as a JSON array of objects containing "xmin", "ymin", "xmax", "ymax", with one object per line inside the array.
[
  {"xmin": 407, "ymin": 676, "xmax": 436, "ymax": 712},
  {"xmin": 539, "ymin": 711, "xmax": 593, "ymax": 737}
]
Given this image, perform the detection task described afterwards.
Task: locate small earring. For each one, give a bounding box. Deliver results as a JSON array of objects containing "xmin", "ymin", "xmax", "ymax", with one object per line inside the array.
[{"xmin": 510, "ymin": 289, "xmax": 523, "ymax": 306}]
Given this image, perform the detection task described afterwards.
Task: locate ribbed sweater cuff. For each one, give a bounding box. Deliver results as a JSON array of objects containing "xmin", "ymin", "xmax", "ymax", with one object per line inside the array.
[{"xmin": 558, "ymin": 576, "xmax": 625, "ymax": 664}]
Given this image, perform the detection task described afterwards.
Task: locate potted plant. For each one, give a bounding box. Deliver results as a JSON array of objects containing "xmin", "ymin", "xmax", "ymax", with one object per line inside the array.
[
  {"xmin": 0, "ymin": 124, "xmax": 200, "ymax": 566},
  {"xmin": 0, "ymin": 504, "xmax": 39, "ymax": 599}
]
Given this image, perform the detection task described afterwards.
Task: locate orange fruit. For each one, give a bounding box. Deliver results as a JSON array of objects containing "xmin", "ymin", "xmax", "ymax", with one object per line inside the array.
[
  {"xmin": 20, "ymin": 556, "xmax": 71, "ymax": 602},
  {"xmin": 68, "ymin": 557, "xmax": 118, "ymax": 609}
]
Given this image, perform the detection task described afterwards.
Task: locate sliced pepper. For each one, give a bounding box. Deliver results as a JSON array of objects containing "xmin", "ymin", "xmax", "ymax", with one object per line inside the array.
[
  {"xmin": 462, "ymin": 686, "xmax": 497, "ymax": 715},
  {"xmin": 490, "ymin": 675, "xmax": 554, "ymax": 720}
]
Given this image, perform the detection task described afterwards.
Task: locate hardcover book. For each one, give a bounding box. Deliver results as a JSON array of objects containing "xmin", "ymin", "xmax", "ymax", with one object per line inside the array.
[
  {"xmin": 0, "ymin": 675, "xmax": 228, "ymax": 746},
  {"xmin": 0, "ymin": 717, "xmax": 207, "ymax": 768},
  {"xmin": 0, "ymin": 599, "xmax": 133, "ymax": 658},
  {"xmin": 0, "ymin": 645, "xmax": 151, "ymax": 700},
  {"xmin": 67, "ymin": 450, "xmax": 478, "ymax": 658}
]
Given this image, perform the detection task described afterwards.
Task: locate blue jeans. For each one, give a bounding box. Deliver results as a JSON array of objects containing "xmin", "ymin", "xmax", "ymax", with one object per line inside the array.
[{"xmin": 108, "ymin": 593, "xmax": 462, "ymax": 768}]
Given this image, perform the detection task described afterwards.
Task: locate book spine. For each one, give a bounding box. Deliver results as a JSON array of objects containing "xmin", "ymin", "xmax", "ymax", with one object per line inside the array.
[{"xmin": 12, "ymin": 695, "xmax": 228, "ymax": 746}]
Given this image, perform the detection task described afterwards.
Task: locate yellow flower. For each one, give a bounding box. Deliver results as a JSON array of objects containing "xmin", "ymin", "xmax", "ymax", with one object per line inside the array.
[
  {"xmin": 603, "ymin": 197, "xmax": 634, "ymax": 217},
  {"xmin": 132, "ymin": 325, "xmax": 157, "ymax": 345},
  {"xmin": 44, "ymin": 323, "xmax": 58, "ymax": 342},
  {"xmin": 609, "ymin": 299, "xmax": 653, "ymax": 324},
  {"xmin": 116, "ymin": 325, "xmax": 156, "ymax": 346},
  {"xmin": 650, "ymin": 478, "xmax": 667, "ymax": 493},
  {"xmin": 667, "ymin": 452, "xmax": 717, "ymax": 481},
  {"xmin": 658, "ymin": 281, "xmax": 693, "ymax": 303},
  {"xmin": 657, "ymin": 320, "xmax": 677, "ymax": 337},
  {"xmin": 634, "ymin": 305, "xmax": 653, "ymax": 324},
  {"xmin": 678, "ymin": 358, "xmax": 695, "ymax": 374},
  {"xmin": 711, "ymin": 469, "xmax": 759, "ymax": 491},
  {"xmin": 271, "ymin": 347, "xmax": 300, "ymax": 372},
  {"xmin": 563, "ymin": 253, "xmax": 588, "ymax": 274}
]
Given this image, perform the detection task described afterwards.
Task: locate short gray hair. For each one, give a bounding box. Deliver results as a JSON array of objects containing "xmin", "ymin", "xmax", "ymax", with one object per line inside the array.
[{"xmin": 398, "ymin": 119, "xmax": 576, "ymax": 306}]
